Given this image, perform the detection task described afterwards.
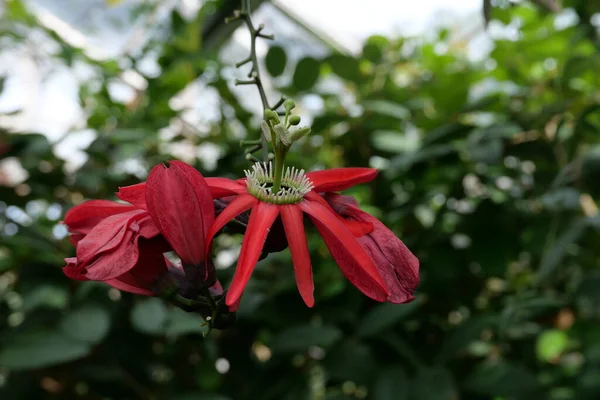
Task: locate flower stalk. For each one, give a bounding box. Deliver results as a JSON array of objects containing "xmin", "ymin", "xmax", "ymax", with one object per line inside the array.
[{"xmin": 228, "ymin": 0, "xmax": 285, "ymax": 162}]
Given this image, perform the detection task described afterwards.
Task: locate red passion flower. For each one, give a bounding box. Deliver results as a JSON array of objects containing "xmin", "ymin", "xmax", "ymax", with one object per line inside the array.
[
  {"xmin": 205, "ymin": 162, "xmax": 415, "ymax": 308},
  {"xmin": 63, "ymin": 160, "xmax": 217, "ymax": 295}
]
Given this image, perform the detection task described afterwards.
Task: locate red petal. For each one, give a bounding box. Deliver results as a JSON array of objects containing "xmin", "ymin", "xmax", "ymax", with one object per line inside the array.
[
  {"xmin": 116, "ymin": 183, "xmax": 148, "ymax": 209},
  {"xmin": 226, "ymin": 202, "xmax": 279, "ymax": 306},
  {"xmin": 63, "ymin": 257, "xmax": 86, "ymax": 280},
  {"xmin": 64, "ymin": 200, "xmax": 137, "ymax": 234},
  {"xmin": 306, "ymin": 168, "xmax": 378, "ymax": 193},
  {"xmin": 325, "ymin": 193, "xmax": 419, "ymax": 303},
  {"xmin": 105, "ymin": 274, "xmax": 154, "ymax": 295},
  {"xmin": 300, "ymin": 200, "xmax": 389, "ymax": 301},
  {"xmin": 128, "ymin": 237, "xmax": 169, "ymax": 285},
  {"xmin": 205, "ymin": 194, "xmax": 257, "ymax": 256},
  {"xmin": 305, "ymin": 192, "xmax": 373, "ymax": 236},
  {"xmin": 81, "ymin": 231, "xmax": 138, "ymax": 281},
  {"xmin": 145, "ymin": 161, "xmax": 214, "ymax": 266},
  {"xmin": 68, "ymin": 233, "xmax": 85, "ymax": 246},
  {"xmin": 75, "ymin": 210, "xmax": 142, "ymax": 265},
  {"xmin": 206, "ymin": 177, "xmax": 246, "ymax": 198},
  {"xmin": 280, "ymin": 205, "xmax": 314, "ymax": 307}
]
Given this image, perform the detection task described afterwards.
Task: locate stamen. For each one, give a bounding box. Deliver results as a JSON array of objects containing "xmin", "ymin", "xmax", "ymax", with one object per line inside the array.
[{"xmin": 245, "ymin": 162, "xmax": 313, "ymax": 205}]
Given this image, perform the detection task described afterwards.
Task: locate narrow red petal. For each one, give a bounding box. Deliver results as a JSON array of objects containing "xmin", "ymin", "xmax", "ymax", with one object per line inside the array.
[
  {"xmin": 280, "ymin": 205, "xmax": 314, "ymax": 307},
  {"xmin": 146, "ymin": 161, "xmax": 213, "ymax": 265},
  {"xmin": 64, "ymin": 200, "xmax": 137, "ymax": 234},
  {"xmin": 206, "ymin": 177, "xmax": 246, "ymax": 198},
  {"xmin": 306, "ymin": 168, "xmax": 378, "ymax": 193},
  {"xmin": 205, "ymin": 194, "xmax": 257, "ymax": 257},
  {"xmin": 226, "ymin": 202, "xmax": 279, "ymax": 306},
  {"xmin": 305, "ymin": 192, "xmax": 373, "ymax": 236},
  {"xmin": 300, "ymin": 200, "xmax": 389, "ymax": 301},
  {"xmin": 116, "ymin": 183, "xmax": 148, "ymax": 209}
]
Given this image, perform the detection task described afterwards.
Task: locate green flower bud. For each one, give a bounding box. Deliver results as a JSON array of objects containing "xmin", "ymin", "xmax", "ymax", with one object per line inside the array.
[
  {"xmin": 283, "ymin": 99, "xmax": 296, "ymax": 112},
  {"xmin": 291, "ymin": 127, "xmax": 311, "ymax": 142},
  {"xmin": 265, "ymin": 109, "xmax": 280, "ymax": 124},
  {"xmin": 289, "ymin": 115, "xmax": 301, "ymax": 126}
]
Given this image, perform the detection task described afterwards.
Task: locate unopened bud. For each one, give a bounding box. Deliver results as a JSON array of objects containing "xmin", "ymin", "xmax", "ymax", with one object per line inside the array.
[
  {"xmin": 284, "ymin": 99, "xmax": 296, "ymax": 112},
  {"xmin": 261, "ymin": 120, "xmax": 272, "ymax": 142},
  {"xmin": 291, "ymin": 127, "xmax": 311, "ymax": 142},
  {"xmin": 265, "ymin": 109, "xmax": 280, "ymax": 124},
  {"xmin": 274, "ymin": 124, "xmax": 292, "ymax": 146},
  {"xmin": 289, "ymin": 115, "xmax": 301, "ymax": 126}
]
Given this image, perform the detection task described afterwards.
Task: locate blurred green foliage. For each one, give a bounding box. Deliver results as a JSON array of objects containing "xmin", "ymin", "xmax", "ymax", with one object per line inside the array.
[{"xmin": 1, "ymin": 0, "xmax": 600, "ymax": 399}]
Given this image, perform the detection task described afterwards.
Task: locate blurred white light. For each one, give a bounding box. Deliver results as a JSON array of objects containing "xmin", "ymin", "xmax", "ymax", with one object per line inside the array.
[{"xmin": 215, "ymin": 358, "xmax": 230, "ymax": 374}]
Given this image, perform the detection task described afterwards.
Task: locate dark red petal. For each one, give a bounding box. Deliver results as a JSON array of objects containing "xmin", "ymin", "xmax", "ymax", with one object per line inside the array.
[
  {"xmin": 105, "ymin": 274, "xmax": 154, "ymax": 295},
  {"xmin": 205, "ymin": 194, "xmax": 257, "ymax": 256},
  {"xmin": 63, "ymin": 257, "xmax": 87, "ymax": 280},
  {"xmin": 306, "ymin": 168, "xmax": 378, "ymax": 193},
  {"xmin": 128, "ymin": 237, "xmax": 169, "ymax": 285},
  {"xmin": 205, "ymin": 177, "xmax": 246, "ymax": 198},
  {"xmin": 305, "ymin": 192, "xmax": 373, "ymax": 236},
  {"xmin": 68, "ymin": 233, "xmax": 85, "ymax": 246},
  {"xmin": 64, "ymin": 200, "xmax": 137, "ymax": 234},
  {"xmin": 145, "ymin": 161, "xmax": 214, "ymax": 266},
  {"xmin": 116, "ymin": 183, "xmax": 148, "ymax": 210},
  {"xmin": 226, "ymin": 202, "xmax": 279, "ymax": 306},
  {"xmin": 280, "ymin": 205, "xmax": 314, "ymax": 307},
  {"xmin": 300, "ymin": 200, "xmax": 389, "ymax": 301},
  {"xmin": 135, "ymin": 213, "xmax": 161, "ymax": 239},
  {"xmin": 324, "ymin": 193, "xmax": 419, "ymax": 303}
]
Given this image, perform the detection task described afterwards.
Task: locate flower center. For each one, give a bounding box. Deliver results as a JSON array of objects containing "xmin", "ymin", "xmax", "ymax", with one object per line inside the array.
[{"xmin": 245, "ymin": 162, "xmax": 313, "ymax": 205}]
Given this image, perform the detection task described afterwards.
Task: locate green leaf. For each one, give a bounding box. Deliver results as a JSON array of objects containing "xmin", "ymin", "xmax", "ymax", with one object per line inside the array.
[
  {"xmin": 536, "ymin": 218, "xmax": 588, "ymax": 284},
  {"xmin": 324, "ymin": 342, "xmax": 376, "ymax": 384},
  {"xmin": 293, "ymin": 57, "xmax": 320, "ymax": 91},
  {"xmin": 22, "ymin": 285, "xmax": 69, "ymax": 311},
  {"xmin": 362, "ymin": 100, "xmax": 410, "ymax": 119},
  {"xmin": 265, "ymin": 46, "xmax": 287, "ymax": 77},
  {"xmin": 357, "ymin": 301, "xmax": 420, "ymax": 337},
  {"xmin": 371, "ymin": 130, "xmax": 420, "ymax": 153},
  {"xmin": 270, "ymin": 325, "xmax": 341, "ymax": 353},
  {"xmin": 466, "ymin": 361, "xmax": 540, "ymax": 396},
  {"xmin": 536, "ymin": 329, "xmax": 569, "ymax": 362},
  {"xmin": 372, "ymin": 368, "xmax": 409, "ymax": 400},
  {"xmin": 327, "ymin": 54, "xmax": 361, "ymax": 82},
  {"xmin": 410, "ymin": 368, "xmax": 457, "ymax": 400},
  {"xmin": 436, "ymin": 315, "xmax": 497, "ymax": 363},
  {"xmin": 109, "ymin": 129, "xmax": 150, "ymax": 144},
  {"xmin": 166, "ymin": 307, "xmax": 208, "ymax": 337},
  {"xmin": 131, "ymin": 298, "xmax": 169, "ymax": 335},
  {"xmin": 60, "ymin": 304, "xmax": 111, "ymax": 344},
  {"xmin": 0, "ymin": 330, "xmax": 91, "ymax": 370},
  {"xmin": 362, "ymin": 35, "xmax": 389, "ymax": 63},
  {"xmin": 173, "ymin": 393, "xmax": 232, "ymax": 400}
]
